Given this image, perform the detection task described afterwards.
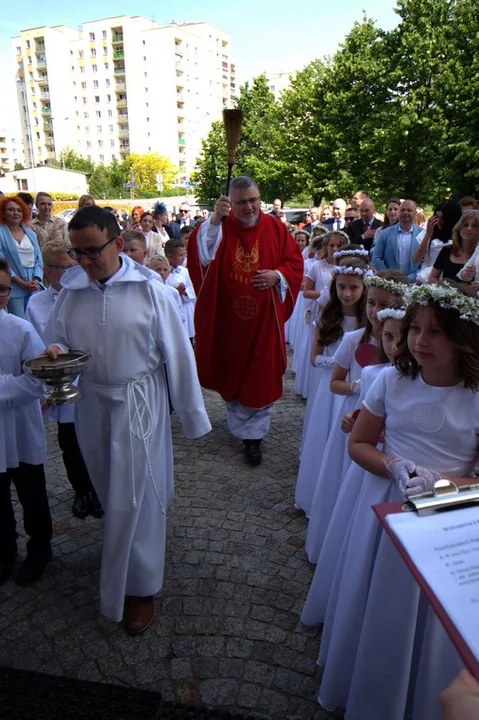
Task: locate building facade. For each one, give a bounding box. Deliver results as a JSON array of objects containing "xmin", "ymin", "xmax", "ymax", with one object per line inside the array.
[
  {"xmin": 0, "ymin": 166, "xmax": 87, "ymax": 196},
  {"xmin": 0, "ymin": 129, "xmax": 25, "ymax": 174},
  {"xmin": 12, "ymin": 17, "xmax": 237, "ymax": 180}
]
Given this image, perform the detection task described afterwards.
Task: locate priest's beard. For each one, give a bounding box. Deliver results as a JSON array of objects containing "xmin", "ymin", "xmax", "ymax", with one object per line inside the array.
[{"xmin": 239, "ymin": 213, "xmax": 259, "ymax": 227}]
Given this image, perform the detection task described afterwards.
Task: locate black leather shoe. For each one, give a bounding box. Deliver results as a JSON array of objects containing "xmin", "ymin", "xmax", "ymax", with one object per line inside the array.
[
  {"xmin": 15, "ymin": 548, "xmax": 52, "ymax": 586},
  {"xmin": 72, "ymin": 493, "xmax": 91, "ymax": 519},
  {"xmin": 0, "ymin": 547, "xmax": 17, "ymax": 584},
  {"xmin": 90, "ymin": 489, "xmax": 104, "ymax": 519},
  {"xmin": 244, "ymin": 441, "xmax": 262, "ymax": 466}
]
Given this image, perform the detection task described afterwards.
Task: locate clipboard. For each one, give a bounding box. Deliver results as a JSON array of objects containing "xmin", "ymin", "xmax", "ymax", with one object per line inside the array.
[{"xmin": 374, "ymin": 486, "xmax": 479, "ymax": 681}]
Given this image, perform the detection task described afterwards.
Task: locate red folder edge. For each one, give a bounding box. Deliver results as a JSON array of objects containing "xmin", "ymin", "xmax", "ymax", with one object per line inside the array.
[{"xmin": 373, "ymin": 502, "xmax": 479, "ymax": 681}]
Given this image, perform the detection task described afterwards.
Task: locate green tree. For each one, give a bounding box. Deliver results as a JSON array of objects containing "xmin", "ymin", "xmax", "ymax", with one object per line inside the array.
[
  {"xmin": 193, "ymin": 75, "xmax": 289, "ymax": 204},
  {"xmin": 60, "ymin": 147, "xmax": 95, "ymax": 176}
]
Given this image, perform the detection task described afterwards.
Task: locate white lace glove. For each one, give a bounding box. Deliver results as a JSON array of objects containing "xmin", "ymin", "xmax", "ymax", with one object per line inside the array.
[
  {"xmin": 405, "ymin": 466, "xmax": 442, "ymax": 498},
  {"xmin": 314, "ymin": 355, "xmax": 336, "ymax": 368},
  {"xmin": 386, "ymin": 458, "xmax": 416, "ymax": 496},
  {"xmin": 351, "ymin": 378, "xmax": 361, "ymax": 394}
]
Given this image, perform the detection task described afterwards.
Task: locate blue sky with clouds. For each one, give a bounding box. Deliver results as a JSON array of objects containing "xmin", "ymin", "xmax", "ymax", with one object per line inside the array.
[{"xmin": 0, "ymin": 0, "xmax": 399, "ymax": 131}]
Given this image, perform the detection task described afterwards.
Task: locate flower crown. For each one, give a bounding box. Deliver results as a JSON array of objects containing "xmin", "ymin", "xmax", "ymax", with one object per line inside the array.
[
  {"xmin": 364, "ymin": 275, "xmax": 408, "ymax": 295},
  {"xmin": 404, "ymin": 283, "xmax": 479, "ymax": 326},
  {"xmin": 377, "ymin": 307, "xmax": 406, "ymax": 322},
  {"xmin": 332, "ymin": 266, "xmax": 374, "ymax": 277},
  {"xmin": 333, "ymin": 245, "xmax": 370, "ymax": 260}
]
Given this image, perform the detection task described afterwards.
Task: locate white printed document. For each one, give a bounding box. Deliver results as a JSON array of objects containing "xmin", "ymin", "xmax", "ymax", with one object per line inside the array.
[{"xmin": 386, "ymin": 506, "xmax": 479, "ymax": 662}]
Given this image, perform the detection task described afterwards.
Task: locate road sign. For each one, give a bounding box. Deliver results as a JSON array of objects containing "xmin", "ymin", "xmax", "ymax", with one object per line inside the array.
[{"xmin": 123, "ymin": 183, "xmax": 138, "ymax": 188}]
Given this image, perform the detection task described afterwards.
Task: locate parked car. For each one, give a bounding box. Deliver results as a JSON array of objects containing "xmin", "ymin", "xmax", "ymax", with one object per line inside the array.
[{"xmin": 56, "ymin": 209, "xmax": 76, "ymax": 223}]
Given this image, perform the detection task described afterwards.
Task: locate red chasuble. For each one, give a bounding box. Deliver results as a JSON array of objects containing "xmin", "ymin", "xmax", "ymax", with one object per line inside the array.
[{"xmin": 188, "ymin": 211, "xmax": 303, "ymax": 409}]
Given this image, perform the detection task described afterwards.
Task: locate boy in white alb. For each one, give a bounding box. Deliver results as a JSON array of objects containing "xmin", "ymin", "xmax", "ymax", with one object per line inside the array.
[
  {"xmin": 0, "ymin": 258, "xmax": 53, "ymax": 586},
  {"xmin": 43, "ymin": 207, "xmax": 211, "ymax": 634},
  {"xmin": 26, "ymin": 239, "xmax": 100, "ymax": 520},
  {"xmin": 149, "ymin": 255, "xmax": 186, "ymax": 327},
  {"xmin": 164, "ymin": 239, "xmax": 196, "ymax": 340}
]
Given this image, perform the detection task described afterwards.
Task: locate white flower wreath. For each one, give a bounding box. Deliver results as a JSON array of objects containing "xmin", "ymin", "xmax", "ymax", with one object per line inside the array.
[
  {"xmin": 332, "ymin": 266, "xmax": 374, "ymax": 277},
  {"xmin": 377, "ymin": 307, "xmax": 406, "ymax": 322},
  {"xmin": 364, "ymin": 275, "xmax": 409, "ymax": 295},
  {"xmin": 404, "ymin": 283, "xmax": 479, "ymax": 326},
  {"xmin": 333, "ymin": 245, "xmax": 370, "ymax": 260}
]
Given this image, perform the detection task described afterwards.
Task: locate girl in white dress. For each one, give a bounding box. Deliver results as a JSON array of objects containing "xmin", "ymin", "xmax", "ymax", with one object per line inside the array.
[
  {"xmin": 294, "ymin": 231, "xmax": 349, "ymax": 397},
  {"xmin": 301, "ymin": 307, "xmax": 404, "ymax": 625},
  {"xmin": 296, "ymin": 251, "xmax": 370, "ymax": 515},
  {"xmin": 318, "ymin": 283, "xmax": 479, "ymax": 717},
  {"xmin": 286, "ymin": 230, "xmax": 310, "ymax": 345},
  {"xmin": 305, "ymin": 271, "xmax": 408, "ymax": 563}
]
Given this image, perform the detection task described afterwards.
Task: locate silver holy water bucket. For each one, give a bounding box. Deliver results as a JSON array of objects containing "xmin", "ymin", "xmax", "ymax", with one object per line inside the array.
[{"xmin": 24, "ymin": 351, "xmax": 91, "ymax": 405}]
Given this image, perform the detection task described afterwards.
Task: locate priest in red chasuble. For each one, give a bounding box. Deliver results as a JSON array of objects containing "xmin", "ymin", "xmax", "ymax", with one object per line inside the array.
[{"xmin": 188, "ymin": 176, "xmax": 303, "ymax": 465}]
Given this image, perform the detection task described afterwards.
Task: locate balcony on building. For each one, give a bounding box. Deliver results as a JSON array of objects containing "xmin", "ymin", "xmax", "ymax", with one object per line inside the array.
[
  {"xmin": 37, "ymin": 56, "xmax": 47, "ymax": 68},
  {"xmin": 178, "ymin": 136, "xmax": 185, "ymax": 147},
  {"xmin": 43, "ymin": 119, "xmax": 53, "ymax": 130},
  {"xmin": 113, "ymin": 65, "xmax": 126, "ymax": 76},
  {"xmin": 177, "ymin": 103, "xmax": 185, "ymax": 117},
  {"xmin": 115, "ymin": 81, "xmax": 126, "ymax": 92},
  {"xmin": 112, "ymin": 28, "xmax": 124, "ymax": 44},
  {"xmin": 40, "ymin": 91, "xmax": 50, "ymax": 100},
  {"xmin": 37, "ymin": 74, "xmax": 48, "ymax": 85},
  {"xmin": 117, "ymin": 113, "xmax": 128, "ymax": 123},
  {"xmin": 45, "ymin": 151, "xmax": 56, "ymax": 161},
  {"xmin": 119, "ymin": 143, "xmax": 130, "ymax": 154},
  {"xmin": 113, "ymin": 50, "xmax": 125, "ymax": 60},
  {"xmin": 116, "ymin": 98, "xmax": 127, "ymax": 108},
  {"xmin": 44, "ymin": 134, "xmax": 55, "ymax": 144},
  {"xmin": 118, "ymin": 128, "xmax": 129, "ymax": 138},
  {"xmin": 42, "ymin": 107, "xmax": 52, "ymax": 116},
  {"xmin": 35, "ymin": 39, "xmax": 45, "ymax": 53}
]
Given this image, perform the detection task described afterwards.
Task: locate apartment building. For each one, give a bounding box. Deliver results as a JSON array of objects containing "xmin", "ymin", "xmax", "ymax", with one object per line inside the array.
[
  {"xmin": 0, "ymin": 129, "xmax": 25, "ymax": 174},
  {"xmin": 12, "ymin": 16, "xmax": 237, "ymax": 179}
]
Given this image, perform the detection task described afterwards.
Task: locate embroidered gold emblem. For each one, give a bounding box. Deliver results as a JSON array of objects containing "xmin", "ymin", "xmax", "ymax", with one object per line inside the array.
[
  {"xmin": 232, "ymin": 239, "xmax": 259, "ymax": 278},
  {"xmin": 233, "ymin": 295, "xmax": 258, "ymax": 320}
]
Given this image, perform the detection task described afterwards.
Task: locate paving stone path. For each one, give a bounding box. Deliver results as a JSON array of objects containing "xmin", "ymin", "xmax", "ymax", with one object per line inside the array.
[{"xmin": 0, "ymin": 359, "xmax": 335, "ymax": 720}]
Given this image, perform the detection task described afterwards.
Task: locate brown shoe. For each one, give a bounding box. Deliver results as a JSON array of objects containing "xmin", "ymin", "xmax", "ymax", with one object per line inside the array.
[{"xmin": 125, "ymin": 596, "xmax": 155, "ymax": 635}]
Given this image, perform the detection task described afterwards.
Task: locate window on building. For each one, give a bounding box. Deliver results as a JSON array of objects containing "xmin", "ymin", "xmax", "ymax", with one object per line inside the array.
[
  {"xmin": 91, "ymin": 48, "xmax": 96, "ymax": 57},
  {"xmin": 16, "ymin": 46, "xmax": 21, "ymax": 54},
  {"xmin": 95, "ymin": 96, "xmax": 100, "ymax": 103},
  {"xmin": 110, "ymin": 140, "xmax": 115, "ymax": 147},
  {"xmin": 104, "ymin": 63, "xmax": 109, "ymax": 69},
  {"xmin": 143, "ymin": 40, "xmax": 146, "ymax": 45},
  {"xmin": 103, "ymin": 47, "xmax": 108, "ymax": 54},
  {"xmin": 109, "ymin": 125, "xmax": 114, "ymax": 132},
  {"xmin": 75, "ymin": 111, "xmax": 79, "ymax": 116},
  {"xmin": 34, "ymin": 118, "xmax": 39, "ymax": 125},
  {"xmin": 106, "ymin": 94, "xmax": 111, "ymax": 102},
  {"xmin": 84, "ymin": 111, "xmax": 89, "ymax": 118},
  {"xmin": 98, "ymin": 140, "xmax": 103, "ymax": 148},
  {"xmin": 146, "ymin": 117, "xmax": 149, "ymax": 123},
  {"xmin": 100, "ymin": 154, "xmax": 104, "ymax": 161},
  {"xmin": 102, "ymin": 30, "xmax": 107, "ymax": 38},
  {"xmin": 76, "ymin": 125, "xmax": 80, "ymax": 131},
  {"xmin": 108, "ymin": 110, "xmax": 112, "ymax": 117},
  {"xmin": 81, "ymin": 81, "xmax": 87, "ymax": 89},
  {"xmin": 73, "ymin": 96, "xmax": 77, "ymax": 103},
  {"xmin": 79, "ymin": 50, "xmax": 84, "ymax": 58},
  {"xmin": 96, "ymin": 111, "xmax": 101, "ymax": 117},
  {"xmin": 28, "ymin": 56, "xmax": 32, "ymax": 63},
  {"xmin": 82, "ymin": 97, "xmax": 87, "ymax": 104},
  {"xmin": 70, "ymin": 50, "xmax": 73, "ymax": 56},
  {"xmin": 80, "ymin": 67, "xmax": 85, "ymax": 74},
  {"xmin": 144, "ymin": 72, "xmax": 147, "ymax": 77},
  {"xmin": 86, "ymin": 141, "xmax": 91, "ymax": 148},
  {"xmin": 89, "ymin": 32, "xmax": 95, "ymax": 40},
  {"xmin": 36, "ymin": 132, "xmax": 40, "ymax": 139},
  {"xmin": 29, "ymin": 72, "xmax": 33, "ymax": 80},
  {"xmin": 97, "ymin": 125, "xmax": 102, "ymax": 132},
  {"xmin": 93, "ymin": 80, "xmax": 99, "ymax": 88},
  {"xmin": 143, "ymin": 56, "xmax": 146, "ymax": 61},
  {"xmin": 106, "ymin": 79, "xmax": 110, "ymax": 87},
  {"xmin": 32, "ymin": 102, "xmax": 37, "ymax": 109},
  {"xmin": 85, "ymin": 127, "xmax": 90, "ymax": 134},
  {"xmin": 26, "ymin": 40, "xmax": 30, "ymax": 48},
  {"xmin": 92, "ymin": 64, "xmax": 97, "ymax": 72}
]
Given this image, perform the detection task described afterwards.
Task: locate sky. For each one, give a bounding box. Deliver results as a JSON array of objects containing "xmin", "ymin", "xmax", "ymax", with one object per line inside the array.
[{"xmin": 0, "ymin": 0, "xmax": 399, "ymax": 133}]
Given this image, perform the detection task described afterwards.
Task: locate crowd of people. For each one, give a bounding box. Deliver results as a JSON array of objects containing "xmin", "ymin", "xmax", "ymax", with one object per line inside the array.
[{"xmin": 0, "ymin": 180, "xmax": 478, "ymax": 717}]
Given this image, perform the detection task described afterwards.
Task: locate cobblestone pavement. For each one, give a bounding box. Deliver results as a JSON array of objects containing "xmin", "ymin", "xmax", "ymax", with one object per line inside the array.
[{"xmin": 0, "ymin": 358, "xmax": 334, "ymax": 720}]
